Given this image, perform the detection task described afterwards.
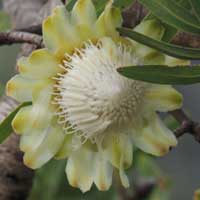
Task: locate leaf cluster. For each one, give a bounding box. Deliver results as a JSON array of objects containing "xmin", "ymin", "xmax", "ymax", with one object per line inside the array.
[{"xmin": 117, "ymin": 0, "xmax": 200, "ymax": 85}]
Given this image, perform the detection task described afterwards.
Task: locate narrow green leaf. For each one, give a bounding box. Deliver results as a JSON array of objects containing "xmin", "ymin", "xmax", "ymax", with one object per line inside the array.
[
  {"xmin": 177, "ymin": 0, "xmax": 192, "ymax": 10},
  {"xmin": 92, "ymin": 0, "xmax": 108, "ymax": 16},
  {"xmin": 189, "ymin": 0, "xmax": 200, "ymax": 22},
  {"xmin": 139, "ymin": 0, "xmax": 200, "ymax": 34},
  {"xmin": 0, "ymin": 11, "xmax": 11, "ymax": 31},
  {"xmin": 66, "ymin": 0, "xmax": 135, "ymax": 15},
  {"xmin": 0, "ymin": 102, "xmax": 31, "ymax": 143},
  {"xmin": 118, "ymin": 65, "xmax": 200, "ymax": 85},
  {"xmin": 117, "ymin": 27, "xmax": 200, "ymax": 60},
  {"xmin": 145, "ymin": 0, "xmax": 192, "ymax": 42},
  {"xmin": 66, "ymin": 0, "xmax": 77, "ymax": 11},
  {"xmin": 0, "ymin": 84, "xmax": 4, "ymax": 97},
  {"xmin": 93, "ymin": 0, "xmax": 135, "ymax": 16},
  {"xmin": 162, "ymin": 24, "xmax": 177, "ymax": 42}
]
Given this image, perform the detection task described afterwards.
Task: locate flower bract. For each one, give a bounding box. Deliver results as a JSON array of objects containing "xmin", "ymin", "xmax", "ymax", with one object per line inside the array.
[{"xmin": 6, "ymin": 0, "xmax": 189, "ymax": 192}]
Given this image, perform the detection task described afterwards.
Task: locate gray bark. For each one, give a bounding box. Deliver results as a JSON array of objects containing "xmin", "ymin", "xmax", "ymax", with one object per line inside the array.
[{"xmin": 0, "ymin": 0, "xmax": 64, "ymax": 199}]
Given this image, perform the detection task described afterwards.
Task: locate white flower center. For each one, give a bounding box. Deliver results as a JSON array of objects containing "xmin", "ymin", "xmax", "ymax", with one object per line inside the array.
[{"xmin": 54, "ymin": 40, "xmax": 147, "ymax": 144}]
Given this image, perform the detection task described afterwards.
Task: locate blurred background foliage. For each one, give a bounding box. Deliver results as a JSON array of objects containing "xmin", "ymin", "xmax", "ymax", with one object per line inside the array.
[{"xmin": 0, "ymin": 0, "xmax": 200, "ymax": 199}]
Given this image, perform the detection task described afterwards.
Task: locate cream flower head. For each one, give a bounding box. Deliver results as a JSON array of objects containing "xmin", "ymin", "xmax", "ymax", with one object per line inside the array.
[{"xmin": 6, "ymin": 0, "xmax": 188, "ymax": 192}]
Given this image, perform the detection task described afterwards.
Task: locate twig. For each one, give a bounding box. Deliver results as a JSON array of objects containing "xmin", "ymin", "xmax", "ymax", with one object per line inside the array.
[
  {"xmin": 172, "ymin": 32, "xmax": 200, "ymax": 48},
  {"xmin": 0, "ymin": 96, "xmax": 34, "ymax": 200},
  {"xmin": 0, "ymin": 31, "xmax": 43, "ymax": 47},
  {"xmin": 15, "ymin": 24, "xmax": 42, "ymax": 35},
  {"xmin": 132, "ymin": 182, "xmax": 156, "ymax": 200},
  {"xmin": 170, "ymin": 109, "xmax": 200, "ymax": 142},
  {"xmin": 122, "ymin": 0, "xmax": 148, "ymax": 28},
  {"xmin": 61, "ymin": 0, "xmax": 66, "ymax": 4},
  {"xmin": 117, "ymin": 181, "xmax": 156, "ymax": 200}
]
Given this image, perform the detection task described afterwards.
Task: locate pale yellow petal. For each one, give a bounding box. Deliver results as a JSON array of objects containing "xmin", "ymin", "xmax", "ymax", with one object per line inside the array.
[
  {"xmin": 55, "ymin": 135, "xmax": 73, "ymax": 159},
  {"xmin": 145, "ymin": 85, "xmax": 183, "ymax": 112},
  {"xmin": 43, "ymin": 6, "xmax": 80, "ymax": 57},
  {"xmin": 17, "ymin": 49, "xmax": 61, "ymax": 79},
  {"xmin": 132, "ymin": 112, "xmax": 177, "ymax": 156},
  {"xmin": 93, "ymin": 152, "xmax": 113, "ymax": 191},
  {"xmin": 164, "ymin": 55, "xmax": 190, "ymax": 66},
  {"xmin": 66, "ymin": 148, "xmax": 94, "ymax": 192},
  {"xmin": 20, "ymin": 130, "xmax": 45, "ymax": 153},
  {"xmin": 23, "ymin": 123, "xmax": 65, "ymax": 169},
  {"xmin": 12, "ymin": 85, "xmax": 53, "ymax": 134},
  {"xmin": 105, "ymin": 134, "xmax": 133, "ymax": 169},
  {"xmin": 132, "ymin": 20, "xmax": 164, "ymax": 58},
  {"xmin": 96, "ymin": 1, "xmax": 122, "ymax": 39},
  {"xmin": 104, "ymin": 133, "xmax": 132, "ymax": 187},
  {"xmin": 71, "ymin": 0, "xmax": 97, "ymax": 40},
  {"xmin": 119, "ymin": 156, "xmax": 130, "ymax": 188},
  {"xmin": 6, "ymin": 75, "xmax": 49, "ymax": 102},
  {"xmin": 71, "ymin": 0, "xmax": 96, "ymax": 26}
]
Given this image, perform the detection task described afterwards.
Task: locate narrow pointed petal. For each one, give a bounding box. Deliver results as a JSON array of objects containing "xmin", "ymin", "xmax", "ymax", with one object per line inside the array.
[
  {"xmin": 106, "ymin": 134, "xmax": 133, "ymax": 169},
  {"xmin": 164, "ymin": 55, "xmax": 190, "ymax": 66},
  {"xmin": 145, "ymin": 85, "xmax": 183, "ymax": 112},
  {"xmin": 119, "ymin": 157, "xmax": 130, "ymax": 188},
  {"xmin": 96, "ymin": 1, "xmax": 122, "ymax": 39},
  {"xmin": 104, "ymin": 134, "xmax": 132, "ymax": 187},
  {"xmin": 93, "ymin": 152, "xmax": 113, "ymax": 191},
  {"xmin": 71, "ymin": 0, "xmax": 96, "ymax": 26},
  {"xmin": 133, "ymin": 20, "xmax": 164, "ymax": 58},
  {"xmin": 132, "ymin": 112, "xmax": 177, "ymax": 156},
  {"xmin": 43, "ymin": 6, "xmax": 80, "ymax": 57},
  {"xmin": 66, "ymin": 148, "xmax": 94, "ymax": 192}
]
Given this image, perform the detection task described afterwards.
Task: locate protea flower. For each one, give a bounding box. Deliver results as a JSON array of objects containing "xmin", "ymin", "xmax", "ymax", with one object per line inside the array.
[{"xmin": 6, "ymin": 0, "xmax": 188, "ymax": 192}]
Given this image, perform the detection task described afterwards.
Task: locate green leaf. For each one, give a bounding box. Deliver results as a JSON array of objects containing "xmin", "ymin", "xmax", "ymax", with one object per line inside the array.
[
  {"xmin": 145, "ymin": 0, "xmax": 192, "ymax": 42},
  {"xmin": 139, "ymin": 0, "xmax": 200, "ymax": 34},
  {"xmin": 66, "ymin": 0, "xmax": 135, "ymax": 15},
  {"xmin": 93, "ymin": 0, "xmax": 135, "ymax": 16},
  {"xmin": 0, "ymin": 83, "xmax": 4, "ymax": 97},
  {"xmin": 161, "ymin": 23, "xmax": 177, "ymax": 42},
  {"xmin": 0, "ymin": 11, "xmax": 11, "ymax": 31},
  {"xmin": 177, "ymin": 0, "xmax": 192, "ymax": 10},
  {"xmin": 92, "ymin": 0, "xmax": 108, "ymax": 16},
  {"xmin": 189, "ymin": 0, "xmax": 200, "ymax": 22},
  {"xmin": 66, "ymin": 0, "xmax": 77, "ymax": 11},
  {"xmin": 118, "ymin": 65, "xmax": 200, "ymax": 85},
  {"xmin": 0, "ymin": 101, "xmax": 31, "ymax": 143},
  {"xmin": 117, "ymin": 27, "xmax": 200, "ymax": 59}
]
